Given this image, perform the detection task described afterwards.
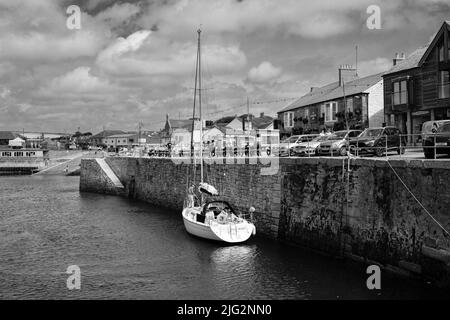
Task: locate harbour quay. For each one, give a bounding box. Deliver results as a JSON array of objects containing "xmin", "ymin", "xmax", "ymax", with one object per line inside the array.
[{"xmin": 80, "ymin": 156, "xmax": 450, "ymax": 287}]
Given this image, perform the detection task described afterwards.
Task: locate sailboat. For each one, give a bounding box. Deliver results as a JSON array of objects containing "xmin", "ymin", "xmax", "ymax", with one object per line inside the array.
[{"xmin": 181, "ymin": 29, "xmax": 256, "ymax": 243}]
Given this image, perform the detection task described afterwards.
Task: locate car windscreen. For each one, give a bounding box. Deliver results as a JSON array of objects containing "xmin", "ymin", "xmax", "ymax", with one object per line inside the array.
[
  {"xmin": 440, "ymin": 123, "xmax": 450, "ymax": 133},
  {"xmin": 312, "ymin": 135, "xmax": 334, "ymax": 142},
  {"xmin": 360, "ymin": 129, "xmax": 382, "ymax": 137},
  {"xmin": 422, "ymin": 121, "xmax": 450, "ymax": 134},
  {"xmin": 282, "ymin": 136, "xmax": 298, "ymax": 143},
  {"xmin": 328, "ymin": 132, "xmax": 347, "ymax": 140}
]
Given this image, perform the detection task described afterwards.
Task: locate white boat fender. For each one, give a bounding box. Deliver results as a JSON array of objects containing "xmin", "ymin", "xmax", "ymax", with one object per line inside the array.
[{"xmin": 252, "ymin": 225, "xmax": 256, "ymax": 236}]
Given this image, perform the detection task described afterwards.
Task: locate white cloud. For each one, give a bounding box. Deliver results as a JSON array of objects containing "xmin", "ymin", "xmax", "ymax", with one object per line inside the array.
[
  {"xmin": 44, "ymin": 67, "xmax": 113, "ymax": 94},
  {"xmin": 357, "ymin": 57, "xmax": 392, "ymax": 76},
  {"xmin": 95, "ymin": 2, "xmax": 142, "ymax": 27},
  {"xmin": 97, "ymin": 30, "xmax": 247, "ymax": 76},
  {"xmin": 248, "ymin": 61, "xmax": 282, "ymax": 83}
]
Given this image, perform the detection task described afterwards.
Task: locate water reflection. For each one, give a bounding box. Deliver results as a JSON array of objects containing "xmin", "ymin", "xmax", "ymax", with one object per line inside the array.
[{"xmin": 1, "ymin": 175, "xmax": 449, "ymax": 300}]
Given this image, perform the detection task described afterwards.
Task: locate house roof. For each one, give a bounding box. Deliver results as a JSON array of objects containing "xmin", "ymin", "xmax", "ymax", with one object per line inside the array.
[
  {"xmin": 384, "ymin": 21, "xmax": 450, "ymax": 76},
  {"xmin": 279, "ymin": 72, "xmax": 384, "ymax": 113},
  {"xmin": 214, "ymin": 116, "xmax": 239, "ymax": 126},
  {"xmin": 237, "ymin": 114, "xmax": 274, "ymax": 129},
  {"xmin": 169, "ymin": 119, "xmax": 192, "ymax": 129},
  {"xmin": 106, "ymin": 133, "xmax": 137, "ymax": 138},
  {"xmin": 419, "ymin": 21, "xmax": 450, "ymax": 66},
  {"xmin": 0, "ymin": 131, "xmax": 16, "ymax": 140},
  {"xmin": 383, "ymin": 46, "xmax": 428, "ymax": 75},
  {"xmin": 252, "ymin": 116, "xmax": 274, "ymax": 129},
  {"xmin": 92, "ymin": 130, "xmax": 126, "ymax": 138}
]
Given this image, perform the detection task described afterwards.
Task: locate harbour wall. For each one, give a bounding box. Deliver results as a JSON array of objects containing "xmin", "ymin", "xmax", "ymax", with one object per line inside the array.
[{"xmin": 80, "ymin": 157, "xmax": 450, "ymax": 285}]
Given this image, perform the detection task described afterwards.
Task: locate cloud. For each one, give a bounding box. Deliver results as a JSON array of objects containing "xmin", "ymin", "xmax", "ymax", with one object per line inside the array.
[
  {"xmin": 45, "ymin": 67, "xmax": 113, "ymax": 94},
  {"xmin": 357, "ymin": 57, "xmax": 392, "ymax": 76},
  {"xmin": 1, "ymin": 0, "xmax": 450, "ymax": 133},
  {"xmin": 248, "ymin": 61, "xmax": 282, "ymax": 83},
  {"xmin": 96, "ymin": 30, "xmax": 247, "ymax": 76},
  {"xmin": 140, "ymin": 0, "xmax": 372, "ymax": 39}
]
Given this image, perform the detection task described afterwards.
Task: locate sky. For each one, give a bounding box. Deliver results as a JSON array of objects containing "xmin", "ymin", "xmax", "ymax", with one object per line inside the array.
[{"xmin": 0, "ymin": 0, "xmax": 449, "ymax": 134}]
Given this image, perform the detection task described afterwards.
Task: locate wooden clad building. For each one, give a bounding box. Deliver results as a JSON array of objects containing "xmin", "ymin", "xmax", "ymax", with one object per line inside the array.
[{"xmin": 383, "ymin": 21, "xmax": 450, "ymax": 142}]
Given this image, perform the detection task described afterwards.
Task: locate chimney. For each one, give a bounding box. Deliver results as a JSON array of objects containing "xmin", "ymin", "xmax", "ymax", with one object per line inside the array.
[
  {"xmin": 260, "ymin": 112, "xmax": 264, "ymax": 118},
  {"xmin": 393, "ymin": 52, "xmax": 405, "ymax": 66},
  {"xmin": 338, "ymin": 64, "xmax": 357, "ymax": 86}
]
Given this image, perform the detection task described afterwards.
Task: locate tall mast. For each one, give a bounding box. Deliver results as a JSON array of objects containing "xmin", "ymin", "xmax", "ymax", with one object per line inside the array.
[
  {"xmin": 198, "ymin": 28, "xmax": 204, "ymax": 185},
  {"xmin": 190, "ymin": 29, "xmax": 200, "ymax": 186}
]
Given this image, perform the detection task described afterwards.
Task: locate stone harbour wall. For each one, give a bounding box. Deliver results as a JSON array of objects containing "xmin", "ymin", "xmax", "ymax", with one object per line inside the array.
[{"xmin": 80, "ymin": 156, "xmax": 450, "ymax": 285}]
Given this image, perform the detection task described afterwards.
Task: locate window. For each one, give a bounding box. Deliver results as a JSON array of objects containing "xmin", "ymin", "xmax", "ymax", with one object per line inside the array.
[
  {"xmin": 283, "ymin": 112, "xmax": 294, "ymax": 128},
  {"xmin": 439, "ymin": 43, "xmax": 445, "ymax": 62},
  {"xmin": 439, "ymin": 71, "xmax": 450, "ymax": 99},
  {"xmin": 14, "ymin": 152, "xmax": 24, "ymax": 157},
  {"xmin": 304, "ymin": 109, "xmax": 310, "ymax": 119},
  {"xmin": 324, "ymin": 102, "xmax": 338, "ymax": 122},
  {"xmin": 448, "ymin": 31, "xmax": 450, "ymax": 61},
  {"xmin": 393, "ymin": 80, "xmax": 408, "ymax": 105}
]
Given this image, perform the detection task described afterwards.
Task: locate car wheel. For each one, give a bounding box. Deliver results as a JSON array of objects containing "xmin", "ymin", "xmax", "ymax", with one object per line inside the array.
[
  {"xmin": 339, "ymin": 146, "xmax": 347, "ymax": 156},
  {"xmin": 374, "ymin": 147, "xmax": 383, "ymax": 157},
  {"xmin": 424, "ymin": 148, "xmax": 435, "ymax": 159}
]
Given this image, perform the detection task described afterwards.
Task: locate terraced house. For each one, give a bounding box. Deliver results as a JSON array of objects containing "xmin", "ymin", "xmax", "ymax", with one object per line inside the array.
[
  {"xmin": 277, "ymin": 65, "xmax": 384, "ymax": 138},
  {"xmin": 383, "ymin": 21, "xmax": 450, "ymax": 143}
]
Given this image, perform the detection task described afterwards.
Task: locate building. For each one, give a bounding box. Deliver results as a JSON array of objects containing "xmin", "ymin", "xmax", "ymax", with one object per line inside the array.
[
  {"xmin": 104, "ymin": 133, "xmax": 139, "ymax": 150},
  {"xmin": 213, "ymin": 113, "xmax": 278, "ymax": 150},
  {"xmin": 214, "ymin": 115, "xmax": 243, "ymax": 131},
  {"xmin": 161, "ymin": 114, "xmax": 207, "ymax": 149},
  {"xmin": 383, "ymin": 21, "xmax": 450, "ymax": 142},
  {"xmin": 277, "ymin": 65, "xmax": 385, "ymax": 138},
  {"xmin": 90, "ymin": 130, "xmax": 126, "ymax": 147},
  {"xmin": 0, "ymin": 131, "xmax": 17, "ymax": 146}
]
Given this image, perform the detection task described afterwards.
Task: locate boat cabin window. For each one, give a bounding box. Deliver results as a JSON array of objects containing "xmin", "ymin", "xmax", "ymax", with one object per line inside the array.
[
  {"xmin": 2, "ymin": 152, "xmax": 12, "ymax": 157},
  {"xmin": 14, "ymin": 152, "xmax": 24, "ymax": 157},
  {"xmin": 26, "ymin": 152, "xmax": 36, "ymax": 157}
]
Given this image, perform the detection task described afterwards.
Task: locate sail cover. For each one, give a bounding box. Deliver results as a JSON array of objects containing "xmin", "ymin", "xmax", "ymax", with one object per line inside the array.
[{"xmin": 198, "ymin": 182, "xmax": 219, "ymax": 196}]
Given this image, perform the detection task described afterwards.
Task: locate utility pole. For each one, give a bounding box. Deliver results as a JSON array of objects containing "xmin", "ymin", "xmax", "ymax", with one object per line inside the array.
[{"xmin": 138, "ymin": 121, "xmax": 142, "ymax": 148}]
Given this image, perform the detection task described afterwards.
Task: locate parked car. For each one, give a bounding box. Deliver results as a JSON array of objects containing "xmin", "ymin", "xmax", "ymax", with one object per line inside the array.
[
  {"xmin": 318, "ymin": 130, "xmax": 362, "ymax": 156},
  {"xmin": 291, "ymin": 135, "xmax": 335, "ymax": 156},
  {"xmin": 422, "ymin": 120, "xmax": 450, "ymax": 159},
  {"xmin": 279, "ymin": 134, "xmax": 320, "ymax": 157},
  {"xmin": 349, "ymin": 126, "xmax": 406, "ymax": 157}
]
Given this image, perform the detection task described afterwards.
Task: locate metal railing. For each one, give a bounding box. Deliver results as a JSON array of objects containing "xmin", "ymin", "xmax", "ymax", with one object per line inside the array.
[{"xmin": 103, "ymin": 132, "xmax": 450, "ymax": 160}]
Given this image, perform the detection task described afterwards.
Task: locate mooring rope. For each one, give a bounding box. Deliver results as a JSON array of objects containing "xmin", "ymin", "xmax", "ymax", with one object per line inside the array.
[{"xmin": 386, "ymin": 160, "xmax": 450, "ymax": 237}]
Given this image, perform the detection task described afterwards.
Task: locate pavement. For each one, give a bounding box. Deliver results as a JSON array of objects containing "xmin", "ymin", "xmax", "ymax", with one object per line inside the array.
[{"xmin": 34, "ymin": 150, "xmax": 106, "ymax": 176}]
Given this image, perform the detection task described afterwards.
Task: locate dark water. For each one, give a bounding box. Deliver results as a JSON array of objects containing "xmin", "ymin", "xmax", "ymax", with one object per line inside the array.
[{"xmin": 0, "ymin": 175, "xmax": 448, "ymax": 300}]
